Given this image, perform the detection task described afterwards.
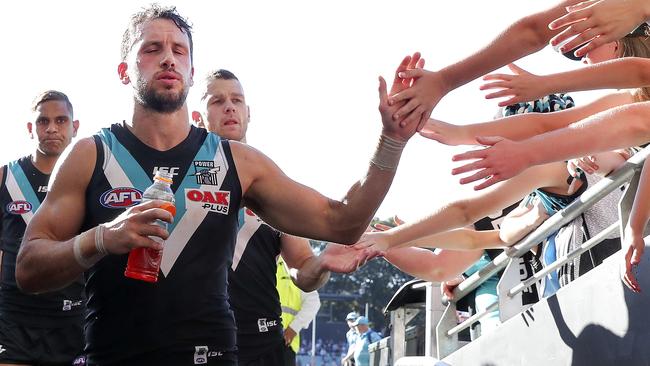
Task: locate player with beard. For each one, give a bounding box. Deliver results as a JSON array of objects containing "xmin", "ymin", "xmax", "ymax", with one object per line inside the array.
[
  {"xmin": 0, "ymin": 90, "xmax": 84, "ymax": 365},
  {"xmin": 15, "ymin": 4, "xmax": 421, "ymax": 366},
  {"xmin": 192, "ymin": 69, "xmax": 371, "ymax": 366}
]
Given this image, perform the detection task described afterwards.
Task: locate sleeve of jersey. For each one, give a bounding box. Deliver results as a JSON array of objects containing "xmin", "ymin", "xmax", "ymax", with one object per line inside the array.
[{"xmin": 288, "ymin": 290, "xmax": 321, "ymax": 331}]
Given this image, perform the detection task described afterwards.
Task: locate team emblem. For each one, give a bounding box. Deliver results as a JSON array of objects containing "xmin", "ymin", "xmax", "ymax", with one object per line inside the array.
[{"xmin": 191, "ymin": 161, "xmax": 220, "ymax": 186}]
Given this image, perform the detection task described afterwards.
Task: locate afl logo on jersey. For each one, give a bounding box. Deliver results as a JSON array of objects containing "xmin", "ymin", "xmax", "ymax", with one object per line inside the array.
[
  {"xmin": 100, "ymin": 187, "xmax": 143, "ymax": 208},
  {"xmin": 6, "ymin": 200, "xmax": 32, "ymax": 215},
  {"xmin": 185, "ymin": 189, "xmax": 230, "ymax": 215}
]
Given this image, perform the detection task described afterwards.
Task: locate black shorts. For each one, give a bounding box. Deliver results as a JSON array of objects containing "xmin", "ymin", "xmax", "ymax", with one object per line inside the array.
[
  {"xmin": 238, "ymin": 339, "xmax": 284, "ymax": 366},
  {"xmin": 89, "ymin": 348, "xmax": 237, "ymax": 366},
  {"xmin": 0, "ymin": 316, "xmax": 84, "ymax": 365}
]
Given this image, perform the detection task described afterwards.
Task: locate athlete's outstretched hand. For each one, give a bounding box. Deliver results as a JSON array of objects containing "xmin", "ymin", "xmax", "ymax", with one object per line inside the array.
[
  {"xmin": 451, "ymin": 136, "xmax": 529, "ymax": 190},
  {"xmin": 379, "ymin": 53, "xmax": 426, "ymax": 142},
  {"xmin": 480, "ymin": 64, "xmax": 547, "ymax": 107},
  {"xmin": 621, "ymin": 228, "xmax": 645, "ymax": 293},
  {"xmin": 101, "ymin": 199, "xmax": 174, "ymax": 254},
  {"xmin": 549, "ymin": 0, "xmax": 649, "ymax": 58},
  {"xmin": 319, "ymin": 242, "xmax": 381, "ymax": 273}
]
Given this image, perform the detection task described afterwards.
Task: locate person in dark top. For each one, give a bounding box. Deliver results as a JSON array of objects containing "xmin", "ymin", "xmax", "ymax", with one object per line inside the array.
[
  {"xmin": 0, "ymin": 90, "xmax": 84, "ymax": 365},
  {"xmin": 192, "ymin": 69, "xmax": 375, "ymax": 365},
  {"xmin": 15, "ymin": 4, "xmax": 420, "ymax": 366}
]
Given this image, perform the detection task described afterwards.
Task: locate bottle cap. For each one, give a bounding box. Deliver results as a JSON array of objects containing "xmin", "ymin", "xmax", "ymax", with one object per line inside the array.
[{"xmin": 154, "ymin": 170, "xmax": 173, "ymax": 184}]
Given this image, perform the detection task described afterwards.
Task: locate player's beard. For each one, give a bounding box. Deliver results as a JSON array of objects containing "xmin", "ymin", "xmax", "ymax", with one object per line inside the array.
[{"xmin": 135, "ymin": 77, "xmax": 188, "ymax": 113}]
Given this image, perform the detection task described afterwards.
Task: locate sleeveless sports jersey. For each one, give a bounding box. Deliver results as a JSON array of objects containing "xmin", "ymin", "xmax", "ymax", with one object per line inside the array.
[
  {"xmin": 81, "ymin": 123, "xmax": 242, "ymax": 364},
  {"xmin": 0, "ymin": 156, "xmax": 85, "ymax": 326},
  {"xmin": 229, "ymin": 208, "xmax": 284, "ymax": 359}
]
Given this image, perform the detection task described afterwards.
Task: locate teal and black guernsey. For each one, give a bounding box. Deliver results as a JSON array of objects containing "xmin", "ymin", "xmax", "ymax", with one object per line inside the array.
[
  {"xmin": 230, "ymin": 208, "xmax": 284, "ymax": 359},
  {"xmin": 82, "ymin": 123, "xmax": 242, "ymax": 364},
  {"xmin": 0, "ymin": 156, "xmax": 85, "ymax": 326}
]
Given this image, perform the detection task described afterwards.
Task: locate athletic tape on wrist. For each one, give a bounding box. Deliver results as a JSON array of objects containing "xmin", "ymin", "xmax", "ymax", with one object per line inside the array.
[
  {"xmin": 72, "ymin": 225, "xmax": 108, "ymax": 269},
  {"xmin": 73, "ymin": 235, "xmax": 95, "ymax": 269},
  {"xmin": 95, "ymin": 224, "xmax": 108, "ymax": 255},
  {"xmin": 370, "ymin": 134, "xmax": 406, "ymax": 171}
]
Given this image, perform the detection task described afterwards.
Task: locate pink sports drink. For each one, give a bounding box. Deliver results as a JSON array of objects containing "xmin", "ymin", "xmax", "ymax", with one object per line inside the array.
[{"xmin": 124, "ymin": 170, "xmax": 176, "ymax": 283}]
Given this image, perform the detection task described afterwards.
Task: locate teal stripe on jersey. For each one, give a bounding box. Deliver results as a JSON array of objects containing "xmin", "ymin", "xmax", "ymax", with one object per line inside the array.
[
  {"xmin": 167, "ymin": 132, "xmax": 222, "ymax": 233},
  {"xmin": 7, "ymin": 160, "xmax": 41, "ymax": 212},
  {"xmin": 238, "ymin": 208, "xmax": 245, "ymax": 229},
  {"xmin": 98, "ymin": 129, "xmax": 151, "ymax": 190},
  {"xmin": 99, "ymin": 129, "xmax": 223, "ymax": 235}
]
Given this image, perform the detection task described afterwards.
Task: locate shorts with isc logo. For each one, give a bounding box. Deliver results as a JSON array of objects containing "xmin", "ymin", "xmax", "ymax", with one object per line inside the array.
[{"xmin": 0, "ymin": 316, "xmax": 84, "ymax": 365}]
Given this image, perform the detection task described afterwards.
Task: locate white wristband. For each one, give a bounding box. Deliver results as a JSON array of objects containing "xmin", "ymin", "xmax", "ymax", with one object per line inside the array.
[
  {"xmin": 95, "ymin": 224, "xmax": 108, "ymax": 255},
  {"xmin": 370, "ymin": 134, "xmax": 406, "ymax": 171},
  {"xmin": 72, "ymin": 226, "xmax": 108, "ymax": 270}
]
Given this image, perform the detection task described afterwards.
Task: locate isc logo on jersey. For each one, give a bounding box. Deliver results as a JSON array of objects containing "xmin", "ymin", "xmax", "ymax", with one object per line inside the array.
[
  {"xmin": 186, "ymin": 189, "xmax": 230, "ymax": 215},
  {"xmin": 6, "ymin": 200, "xmax": 32, "ymax": 215},
  {"xmin": 100, "ymin": 187, "xmax": 143, "ymax": 208}
]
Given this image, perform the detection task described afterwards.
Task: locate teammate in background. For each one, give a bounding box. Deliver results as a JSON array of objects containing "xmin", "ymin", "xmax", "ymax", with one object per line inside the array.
[
  {"xmin": 16, "ymin": 5, "xmax": 421, "ymax": 365},
  {"xmin": 0, "ymin": 90, "xmax": 84, "ymax": 365},
  {"xmin": 192, "ymin": 69, "xmax": 371, "ymax": 365},
  {"xmin": 276, "ymin": 257, "xmax": 321, "ymax": 366}
]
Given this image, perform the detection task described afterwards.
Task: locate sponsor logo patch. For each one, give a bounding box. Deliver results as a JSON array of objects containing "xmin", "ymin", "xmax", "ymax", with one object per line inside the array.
[
  {"xmin": 153, "ymin": 166, "xmax": 180, "ymax": 177},
  {"xmin": 257, "ymin": 318, "xmax": 278, "ymax": 332},
  {"xmin": 190, "ymin": 161, "xmax": 220, "ymax": 186},
  {"xmin": 186, "ymin": 189, "xmax": 230, "ymax": 215},
  {"xmin": 193, "ymin": 346, "xmax": 224, "ymax": 364},
  {"xmin": 100, "ymin": 187, "xmax": 142, "ymax": 208},
  {"xmin": 6, "ymin": 200, "xmax": 32, "ymax": 215}
]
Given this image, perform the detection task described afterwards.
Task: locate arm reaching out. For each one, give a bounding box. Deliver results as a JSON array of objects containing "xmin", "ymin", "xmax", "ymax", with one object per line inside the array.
[
  {"xmin": 482, "ymin": 58, "xmax": 650, "ymax": 106},
  {"xmin": 387, "ymin": 0, "xmax": 587, "ymax": 128},
  {"xmin": 419, "ymin": 91, "xmax": 631, "ymax": 146},
  {"xmin": 622, "ymin": 162, "xmax": 650, "ymax": 293},
  {"xmin": 549, "ymin": 0, "xmax": 650, "ymax": 58},
  {"xmin": 356, "ymin": 228, "xmax": 506, "ymax": 252},
  {"xmin": 235, "ymin": 54, "xmax": 423, "ymax": 244},
  {"xmin": 383, "ymin": 247, "xmax": 483, "ymax": 282},
  {"xmin": 451, "ymin": 102, "xmax": 650, "ymax": 190}
]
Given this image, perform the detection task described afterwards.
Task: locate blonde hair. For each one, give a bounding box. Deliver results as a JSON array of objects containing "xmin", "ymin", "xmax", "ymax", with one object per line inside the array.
[{"xmin": 619, "ymin": 35, "xmax": 650, "ymax": 102}]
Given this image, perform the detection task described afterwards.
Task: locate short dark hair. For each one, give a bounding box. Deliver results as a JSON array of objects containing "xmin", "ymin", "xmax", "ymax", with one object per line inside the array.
[
  {"xmin": 201, "ymin": 69, "xmax": 240, "ymax": 101},
  {"xmin": 31, "ymin": 90, "xmax": 74, "ymax": 117},
  {"xmin": 121, "ymin": 4, "xmax": 193, "ymax": 62}
]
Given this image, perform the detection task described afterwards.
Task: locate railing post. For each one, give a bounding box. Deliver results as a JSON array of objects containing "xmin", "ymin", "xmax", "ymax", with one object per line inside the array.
[
  {"xmin": 390, "ymin": 308, "xmax": 406, "ymax": 361},
  {"xmin": 425, "ymin": 282, "xmax": 446, "ymax": 358},
  {"xmin": 619, "ymin": 164, "xmax": 642, "ymax": 236},
  {"xmin": 435, "ymin": 302, "xmax": 459, "ymax": 359},
  {"xmin": 497, "ymin": 258, "xmax": 534, "ymax": 322}
]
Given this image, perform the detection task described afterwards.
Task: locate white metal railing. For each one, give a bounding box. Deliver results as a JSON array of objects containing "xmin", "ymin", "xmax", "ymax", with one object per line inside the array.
[{"xmin": 429, "ymin": 146, "xmax": 650, "ymax": 360}]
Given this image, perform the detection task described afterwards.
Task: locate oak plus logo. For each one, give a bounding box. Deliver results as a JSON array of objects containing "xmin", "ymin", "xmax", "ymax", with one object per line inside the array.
[
  {"xmin": 191, "ymin": 161, "xmax": 220, "ymax": 186},
  {"xmin": 185, "ymin": 189, "xmax": 230, "ymax": 215},
  {"xmin": 6, "ymin": 200, "xmax": 32, "ymax": 215},
  {"xmin": 100, "ymin": 187, "xmax": 142, "ymax": 208}
]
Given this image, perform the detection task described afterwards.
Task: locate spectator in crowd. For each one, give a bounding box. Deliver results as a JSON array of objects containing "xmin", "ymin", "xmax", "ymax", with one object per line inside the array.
[
  {"xmin": 351, "ymin": 317, "xmax": 382, "ymax": 366},
  {"xmin": 342, "ymin": 311, "xmax": 360, "ymax": 365}
]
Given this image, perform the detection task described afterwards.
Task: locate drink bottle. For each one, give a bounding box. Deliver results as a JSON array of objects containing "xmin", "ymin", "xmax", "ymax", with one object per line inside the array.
[{"xmin": 124, "ymin": 170, "xmax": 176, "ymax": 283}]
